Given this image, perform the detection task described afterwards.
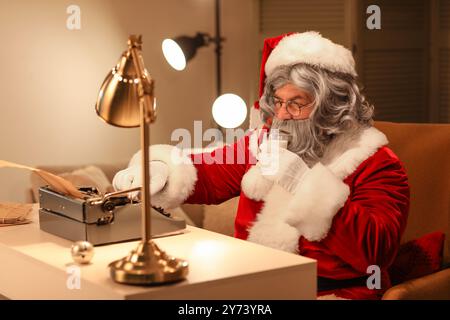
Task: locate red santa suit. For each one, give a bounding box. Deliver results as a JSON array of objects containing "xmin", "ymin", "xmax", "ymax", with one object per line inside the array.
[{"xmin": 146, "ymin": 32, "xmax": 410, "ymax": 300}]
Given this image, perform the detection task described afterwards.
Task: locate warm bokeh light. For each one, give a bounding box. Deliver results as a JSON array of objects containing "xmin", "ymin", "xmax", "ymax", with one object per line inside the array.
[
  {"xmin": 162, "ymin": 39, "xmax": 186, "ymax": 71},
  {"xmin": 212, "ymin": 93, "xmax": 247, "ymax": 128}
]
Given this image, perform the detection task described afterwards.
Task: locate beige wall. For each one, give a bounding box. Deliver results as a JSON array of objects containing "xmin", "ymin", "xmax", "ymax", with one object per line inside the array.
[{"xmin": 0, "ymin": 0, "xmax": 258, "ymax": 202}]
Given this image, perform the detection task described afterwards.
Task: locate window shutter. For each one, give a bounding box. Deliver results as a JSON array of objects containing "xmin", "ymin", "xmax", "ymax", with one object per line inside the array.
[
  {"xmin": 260, "ymin": 0, "xmax": 347, "ymax": 44},
  {"xmin": 439, "ymin": 0, "xmax": 450, "ymax": 122},
  {"xmin": 361, "ymin": 0, "xmax": 429, "ymax": 122}
]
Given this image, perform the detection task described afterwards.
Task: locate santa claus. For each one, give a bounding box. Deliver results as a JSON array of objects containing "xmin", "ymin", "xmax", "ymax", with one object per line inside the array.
[{"xmin": 113, "ymin": 31, "xmax": 410, "ymax": 300}]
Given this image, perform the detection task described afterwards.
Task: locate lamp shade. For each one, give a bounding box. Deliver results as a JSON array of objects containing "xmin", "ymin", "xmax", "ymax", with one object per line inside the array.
[
  {"xmin": 162, "ymin": 33, "xmax": 208, "ymax": 71},
  {"xmin": 161, "ymin": 39, "xmax": 187, "ymax": 71},
  {"xmin": 95, "ymin": 50, "xmax": 146, "ymax": 128}
]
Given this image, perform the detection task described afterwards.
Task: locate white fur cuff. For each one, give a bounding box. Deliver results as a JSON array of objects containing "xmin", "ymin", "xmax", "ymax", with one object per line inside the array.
[
  {"xmin": 241, "ymin": 165, "xmax": 274, "ymax": 201},
  {"xmin": 247, "ymin": 217, "xmax": 301, "ymax": 253},
  {"xmin": 285, "ymin": 162, "xmax": 350, "ymax": 242},
  {"xmin": 130, "ymin": 145, "xmax": 198, "ymax": 209}
]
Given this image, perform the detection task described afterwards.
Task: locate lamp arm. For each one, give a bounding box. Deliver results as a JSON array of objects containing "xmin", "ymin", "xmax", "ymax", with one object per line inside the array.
[
  {"xmin": 129, "ymin": 47, "xmax": 156, "ymax": 124},
  {"xmin": 128, "ymin": 35, "xmax": 156, "ymax": 242}
]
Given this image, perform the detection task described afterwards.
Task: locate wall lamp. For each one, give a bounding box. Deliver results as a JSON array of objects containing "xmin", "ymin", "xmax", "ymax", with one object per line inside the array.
[{"xmin": 161, "ymin": 0, "xmax": 247, "ymax": 129}]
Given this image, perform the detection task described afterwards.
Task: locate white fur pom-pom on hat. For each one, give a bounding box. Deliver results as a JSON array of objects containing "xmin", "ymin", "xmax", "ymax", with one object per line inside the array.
[{"xmin": 264, "ymin": 31, "xmax": 357, "ymax": 77}]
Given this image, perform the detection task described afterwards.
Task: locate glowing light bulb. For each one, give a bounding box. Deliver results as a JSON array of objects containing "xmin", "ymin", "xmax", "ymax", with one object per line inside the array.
[{"xmin": 212, "ymin": 93, "xmax": 247, "ymax": 129}]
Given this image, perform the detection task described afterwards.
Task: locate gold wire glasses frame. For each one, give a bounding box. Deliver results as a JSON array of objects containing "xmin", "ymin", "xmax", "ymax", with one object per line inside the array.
[{"xmin": 272, "ymin": 97, "xmax": 312, "ymax": 117}]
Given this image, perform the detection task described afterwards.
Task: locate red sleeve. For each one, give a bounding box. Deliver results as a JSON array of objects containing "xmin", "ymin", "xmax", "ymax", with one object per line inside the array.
[
  {"xmin": 184, "ymin": 134, "xmax": 253, "ymax": 205},
  {"xmin": 321, "ymin": 149, "xmax": 410, "ymax": 273}
]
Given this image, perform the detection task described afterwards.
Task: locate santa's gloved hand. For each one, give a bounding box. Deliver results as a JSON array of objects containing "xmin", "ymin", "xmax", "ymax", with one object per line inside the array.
[
  {"xmin": 112, "ymin": 160, "xmax": 169, "ymax": 200},
  {"xmin": 257, "ymin": 138, "xmax": 309, "ymax": 194}
]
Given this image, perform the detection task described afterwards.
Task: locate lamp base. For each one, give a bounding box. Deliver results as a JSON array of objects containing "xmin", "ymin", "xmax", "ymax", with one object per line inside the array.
[{"xmin": 109, "ymin": 240, "xmax": 188, "ymax": 285}]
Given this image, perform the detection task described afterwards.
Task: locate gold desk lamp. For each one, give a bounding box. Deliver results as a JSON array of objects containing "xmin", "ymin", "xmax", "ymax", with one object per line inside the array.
[{"xmin": 95, "ymin": 34, "xmax": 188, "ymax": 285}]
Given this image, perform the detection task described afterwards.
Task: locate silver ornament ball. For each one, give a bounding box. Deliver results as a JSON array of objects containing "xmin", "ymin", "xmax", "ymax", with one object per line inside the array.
[{"xmin": 71, "ymin": 241, "xmax": 94, "ymax": 264}]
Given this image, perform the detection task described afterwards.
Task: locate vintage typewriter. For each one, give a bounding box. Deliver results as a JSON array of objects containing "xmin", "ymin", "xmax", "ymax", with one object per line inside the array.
[{"xmin": 38, "ymin": 186, "xmax": 186, "ymax": 245}]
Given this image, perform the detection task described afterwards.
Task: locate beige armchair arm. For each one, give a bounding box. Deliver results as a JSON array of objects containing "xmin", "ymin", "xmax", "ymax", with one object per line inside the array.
[{"xmin": 382, "ymin": 268, "xmax": 450, "ymax": 300}]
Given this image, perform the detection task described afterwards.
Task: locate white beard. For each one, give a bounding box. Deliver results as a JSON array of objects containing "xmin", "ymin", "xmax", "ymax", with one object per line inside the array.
[{"xmin": 271, "ymin": 118, "xmax": 327, "ymax": 167}]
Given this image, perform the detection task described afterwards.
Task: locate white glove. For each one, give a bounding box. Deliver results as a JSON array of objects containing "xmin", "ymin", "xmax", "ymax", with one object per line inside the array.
[
  {"xmin": 257, "ymin": 138, "xmax": 309, "ymax": 194},
  {"xmin": 112, "ymin": 160, "xmax": 169, "ymax": 200}
]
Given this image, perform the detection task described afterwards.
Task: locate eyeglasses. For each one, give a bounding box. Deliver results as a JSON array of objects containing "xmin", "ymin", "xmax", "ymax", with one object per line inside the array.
[{"xmin": 272, "ymin": 97, "xmax": 312, "ymax": 117}]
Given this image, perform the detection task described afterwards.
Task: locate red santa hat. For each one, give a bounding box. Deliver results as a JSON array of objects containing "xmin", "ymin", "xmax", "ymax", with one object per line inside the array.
[{"xmin": 250, "ymin": 31, "xmax": 356, "ymax": 129}]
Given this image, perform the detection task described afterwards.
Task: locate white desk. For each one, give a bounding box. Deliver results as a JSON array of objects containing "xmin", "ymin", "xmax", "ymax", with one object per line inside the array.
[{"xmin": 0, "ymin": 206, "xmax": 316, "ymax": 299}]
